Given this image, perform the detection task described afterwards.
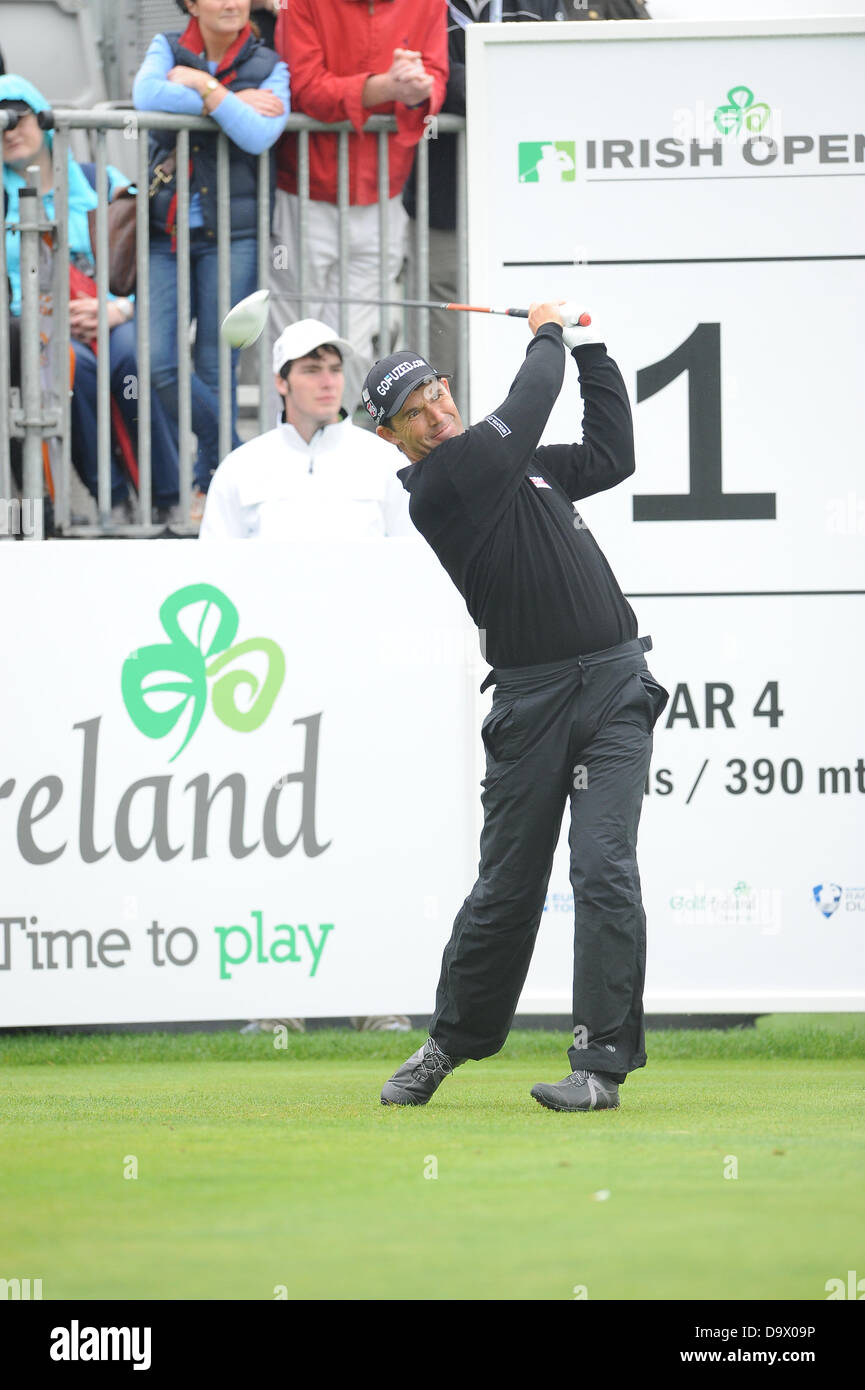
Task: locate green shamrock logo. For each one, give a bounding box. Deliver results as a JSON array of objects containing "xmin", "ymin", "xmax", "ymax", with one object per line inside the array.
[
  {"xmin": 121, "ymin": 584, "xmax": 285, "ymax": 761},
  {"xmin": 714, "ymin": 85, "xmax": 770, "ymax": 136}
]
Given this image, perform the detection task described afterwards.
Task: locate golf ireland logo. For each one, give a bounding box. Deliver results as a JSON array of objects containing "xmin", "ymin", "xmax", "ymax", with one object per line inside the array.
[
  {"xmin": 121, "ymin": 584, "xmax": 285, "ymax": 761},
  {"xmin": 518, "ymin": 141, "xmax": 576, "ymax": 183},
  {"xmin": 714, "ymin": 85, "xmax": 771, "ymax": 136}
]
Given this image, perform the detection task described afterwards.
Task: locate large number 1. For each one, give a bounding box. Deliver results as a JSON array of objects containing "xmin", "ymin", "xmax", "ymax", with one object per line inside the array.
[{"xmin": 633, "ymin": 323, "xmax": 776, "ymax": 521}]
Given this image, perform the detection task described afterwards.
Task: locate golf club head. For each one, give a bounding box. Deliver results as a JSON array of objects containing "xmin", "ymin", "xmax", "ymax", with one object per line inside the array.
[{"xmin": 220, "ymin": 288, "xmax": 271, "ymax": 348}]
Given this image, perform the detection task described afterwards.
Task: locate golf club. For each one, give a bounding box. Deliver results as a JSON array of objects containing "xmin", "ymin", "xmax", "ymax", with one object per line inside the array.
[
  {"xmin": 220, "ymin": 288, "xmax": 591, "ymax": 348},
  {"xmin": 219, "ymin": 288, "xmax": 272, "ymax": 348},
  {"xmin": 272, "ymin": 293, "xmax": 592, "ymax": 324}
]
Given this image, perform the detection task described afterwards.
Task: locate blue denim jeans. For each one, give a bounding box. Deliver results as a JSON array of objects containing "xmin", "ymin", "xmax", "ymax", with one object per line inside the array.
[
  {"xmin": 70, "ymin": 320, "xmax": 179, "ymax": 507},
  {"xmin": 149, "ymin": 230, "xmax": 258, "ymax": 492},
  {"xmin": 8, "ymin": 313, "xmax": 178, "ymax": 508}
]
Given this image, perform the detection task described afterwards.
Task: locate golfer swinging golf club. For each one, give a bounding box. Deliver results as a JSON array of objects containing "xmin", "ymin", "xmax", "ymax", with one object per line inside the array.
[{"xmin": 364, "ymin": 301, "xmax": 669, "ymax": 1111}]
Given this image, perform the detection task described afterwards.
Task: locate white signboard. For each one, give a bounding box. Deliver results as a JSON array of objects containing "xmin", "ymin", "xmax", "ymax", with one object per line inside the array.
[
  {"xmin": 466, "ymin": 19, "xmax": 865, "ymax": 1012},
  {"xmin": 0, "ymin": 542, "xmax": 477, "ymax": 1026},
  {"xmin": 0, "ymin": 535, "xmax": 863, "ymax": 1022},
  {"xmin": 520, "ymin": 594, "xmax": 865, "ymax": 1013}
]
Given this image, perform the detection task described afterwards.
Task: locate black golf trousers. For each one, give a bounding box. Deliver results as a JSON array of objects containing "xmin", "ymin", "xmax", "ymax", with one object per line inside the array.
[{"xmin": 429, "ymin": 635, "xmax": 669, "ymax": 1082}]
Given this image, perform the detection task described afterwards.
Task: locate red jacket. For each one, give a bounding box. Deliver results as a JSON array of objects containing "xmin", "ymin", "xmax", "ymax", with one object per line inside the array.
[{"xmin": 275, "ymin": 0, "xmax": 448, "ymax": 205}]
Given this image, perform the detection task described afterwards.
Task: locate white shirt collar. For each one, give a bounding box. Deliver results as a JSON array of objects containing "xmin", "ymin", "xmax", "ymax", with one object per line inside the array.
[{"xmin": 277, "ymin": 411, "xmax": 351, "ymax": 454}]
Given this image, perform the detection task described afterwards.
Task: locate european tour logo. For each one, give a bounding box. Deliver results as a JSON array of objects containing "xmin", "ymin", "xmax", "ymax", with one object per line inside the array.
[
  {"xmin": 518, "ymin": 141, "xmax": 576, "ymax": 183},
  {"xmin": 122, "ymin": 584, "xmax": 285, "ymax": 761},
  {"xmin": 519, "ymin": 84, "xmax": 864, "ymax": 179}
]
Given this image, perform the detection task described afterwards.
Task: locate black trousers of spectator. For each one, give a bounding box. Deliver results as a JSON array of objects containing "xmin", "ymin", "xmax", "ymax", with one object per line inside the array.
[{"xmin": 429, "ymin": 636, "xmax": 669, "ymax": 1082}]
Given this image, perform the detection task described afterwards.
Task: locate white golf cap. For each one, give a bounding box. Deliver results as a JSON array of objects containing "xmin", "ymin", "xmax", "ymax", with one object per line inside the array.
[{"xmin": 272, "ymin": 319, "xmax": 353, "ymax": 376}]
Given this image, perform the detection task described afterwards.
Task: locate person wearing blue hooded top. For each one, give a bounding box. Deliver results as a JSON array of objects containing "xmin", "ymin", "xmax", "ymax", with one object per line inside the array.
[
  {"xmin": 1, "ymin": 75, "xmax": 180, "ymax": 524},
  {"xmin": 134, "ymin": 0, "xmax": 289, "ymax": 523}
]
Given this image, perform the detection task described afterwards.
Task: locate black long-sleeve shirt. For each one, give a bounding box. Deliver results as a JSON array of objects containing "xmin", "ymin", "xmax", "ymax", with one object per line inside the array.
[{"xmin": 396, "ymin": 323, "xmax": 638, "ymax": 668}]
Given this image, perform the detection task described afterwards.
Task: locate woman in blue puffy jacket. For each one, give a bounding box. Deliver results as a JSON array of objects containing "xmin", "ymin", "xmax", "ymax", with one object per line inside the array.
[
  {"xmin": 1, "ymin": 74, "xmax": 180, "ymax": 524},
  {"xmin": 134, "ymin": 0, "xmax": 289, "ymax": 520}
]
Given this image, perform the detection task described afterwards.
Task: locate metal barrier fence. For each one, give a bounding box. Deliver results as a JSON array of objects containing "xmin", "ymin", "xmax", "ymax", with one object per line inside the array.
[{"xmin": 0, "ymin": 109, "xmax": 468, "ymax": 540}]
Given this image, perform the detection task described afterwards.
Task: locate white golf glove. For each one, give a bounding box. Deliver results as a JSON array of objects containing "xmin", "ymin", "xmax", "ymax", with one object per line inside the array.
[{"xmin": 558, "ymin": 302, "xmax": 603, "ymax": 352}]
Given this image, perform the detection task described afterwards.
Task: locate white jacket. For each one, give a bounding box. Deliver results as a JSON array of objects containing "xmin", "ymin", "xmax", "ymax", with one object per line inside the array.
[{"xmin": 199, "ymin": 415, "xmax": 415, "ymax": 540}]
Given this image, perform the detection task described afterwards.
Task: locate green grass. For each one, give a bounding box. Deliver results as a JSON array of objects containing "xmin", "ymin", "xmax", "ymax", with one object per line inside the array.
[
  {"xmin": 2, "ymin": 1012, "xmax": 863, "ymax": 1066},
  {"xmin": 0, "ymin": 1018, "xmax": 862, "ymax": 1301}
]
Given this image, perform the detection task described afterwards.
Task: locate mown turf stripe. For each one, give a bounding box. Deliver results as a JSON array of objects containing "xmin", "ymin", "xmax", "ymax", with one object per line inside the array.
[{"xmin": 0, "ymin": 1014, "xmax": 862, "ymax": 1067}]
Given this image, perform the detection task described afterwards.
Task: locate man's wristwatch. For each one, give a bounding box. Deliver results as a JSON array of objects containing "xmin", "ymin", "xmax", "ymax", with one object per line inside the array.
[{"xmin": 203, "ymin": 78, "xmax": 219, "ymax": 103}]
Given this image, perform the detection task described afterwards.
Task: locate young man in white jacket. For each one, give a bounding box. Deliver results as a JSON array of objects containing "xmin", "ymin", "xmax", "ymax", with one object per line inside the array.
[
  {"xmin": 199, "ymin": 319, "xmax": 415, "ymax": 540},
  {"xmin": 202, "ymin": 317, "xmax": 415, "ymax": 1036}
]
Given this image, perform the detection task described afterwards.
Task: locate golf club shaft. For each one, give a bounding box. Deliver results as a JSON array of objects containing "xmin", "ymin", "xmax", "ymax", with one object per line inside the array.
[{"xmin": 270, "ymin": 292, "xmax": 590, "ymax": 324}]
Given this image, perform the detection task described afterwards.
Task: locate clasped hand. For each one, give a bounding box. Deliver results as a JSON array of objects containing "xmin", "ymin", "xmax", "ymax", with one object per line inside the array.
[
  {"xmin": 69, "ymin": 296, "xmax": 127, "ymax": 338},
  {"xmin": 387, "ymin": 48, "xmax": 434, "ymax": 106}
]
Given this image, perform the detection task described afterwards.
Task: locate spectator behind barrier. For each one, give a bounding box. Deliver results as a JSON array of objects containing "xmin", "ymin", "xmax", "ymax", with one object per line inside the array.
[
  {"xmin": 561, "ymin": 0, "xmax": 650, "ymax": 16},
  {"xmin": 270, "ymin": 0, "xmax": 448, "ymax": 413},
  {"xmin": 199, "ymin": 317, "xmax": 415, "ymax": 540},
  {"xmin": 202, "ymin": 315, "xmax": 414, "ymax": 1034},
  {"xmin": 133, "ymin": 0, "xmax": 289, "ymax": 523},
  {"xmin": 250, "ymin": 2, "xmax": 278, "ymax": 52},
  {"xmin": 1, "ymin": 74, "xmax": 180, "ymax": 527}
]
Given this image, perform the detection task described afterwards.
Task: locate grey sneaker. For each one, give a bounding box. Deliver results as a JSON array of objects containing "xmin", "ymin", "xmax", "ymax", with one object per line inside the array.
[
  {"xmin": 380, "ymin": 1037, "xmax": 465, "ymax": 1106},
  {"xmin": 531, "ymin": 1069, "xmax": 620, "ymax": 1112}
]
